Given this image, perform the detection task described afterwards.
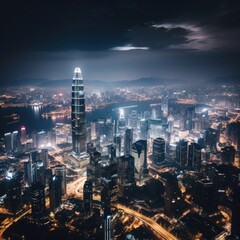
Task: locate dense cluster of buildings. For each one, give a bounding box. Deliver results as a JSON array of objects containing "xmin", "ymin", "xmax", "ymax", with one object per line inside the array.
[{"xmin": 0, "ymin": 68, "xmax": 240, "ymax": 240}]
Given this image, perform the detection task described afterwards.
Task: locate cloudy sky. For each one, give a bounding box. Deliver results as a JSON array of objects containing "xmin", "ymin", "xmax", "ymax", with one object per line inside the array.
[{"xmin": 0, "ymin": 0, "xmax": 240, "ymax": 85}]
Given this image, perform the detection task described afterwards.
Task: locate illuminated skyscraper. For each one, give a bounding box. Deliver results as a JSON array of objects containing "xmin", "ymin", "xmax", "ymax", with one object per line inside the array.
[
  {"xmin": 118, "ymin": 108, "xmax": 126, "ymax": 135},
  {"xmin": 72, "ymin": 67, "xmax": 86, "ymax": 156},
  {"xmin": 140, "ymin": 119, "xmax": 148, "ymax": 140},
  {"xmin": 37, "ymin": 130, "xmax": 46, "ymax": 149},
  {"xmin": 20, "ymin": 126, "xmax": 27, "ymax": 144},
  {"xmin": 4, "ymin": 132, "xmax": 12, "ymax": 154},
  {"xmin": 132, "ymin": 140, "xmax": 148, "ymax": 178},
  {"xmin": 49, "ymin": 175, "xmax": 62, "ymax": 212},
  {"xmin": 176, "ymin": 139, "xmax": 188, "ymax": 167},
  {"xmin": 118, "ymin": 155, "xmax": 135, "ymax": 197},
  {"xmin": 54, "ymin": 164, "xmax": 67, "ymax": 195},
  {"xmin": 188, "ymin": 142, "xmax": 202, "ymax": 169},
  {"xmin": 40, "ymin": 148, "xmax": 49, "ymax": 169},
  {"xmin": 152, "ymin": 138, "xmax": 165, "ymax": 166},
  {"xmin": 124, "ymin": 128, "xmax": 133, "ymax": 156}
]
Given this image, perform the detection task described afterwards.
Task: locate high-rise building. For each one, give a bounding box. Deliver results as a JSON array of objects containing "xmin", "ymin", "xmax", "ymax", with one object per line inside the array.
[
  {"xmin": 4, "ymin": 132, "xmax": 12, "ymax": 154},
  {"xmin": 90, "ymin": 121, "xmax": 97, "ymax": 140},
  {"xmin": 130, "ymin": 109, "xmax": 138, "ymax": 130},
  {"xmin": 118, "ymin": 155, "xmax": 135, "ymax": 197},
  {"xmin": 101, "ymin": 180, "xmax": 114, "ymax": 240},
  {"xmin": 140, "ymin": 119, "xmax": 148, "ymax": 140},
  {"xmin": 30, "ymin": 150, "xmax": 38, "ymax": 163},
  {"xmin": 97, "ymin": 118, "xmax": 105, "ymax": 142},
  {"xmin": 4, "ymin": 131, "xmax": 21, "ymax": 154},
  {"xmin": 32, "ymin": 131, "xmax": 37, "ymax": 148},
  {"xmin": 186, "ymin": 107, "xmax": 195, "ymax": 130},
  {"xmin": 103, "ymin": 214, "xmax": 113, "ymax": 240},
  {"xmin": 24, "ymin": 160, "xmax": 33, "ymax": 186},
  {"xmin": 201, "ymin": 146, "xmax": 211, "ymax": 163},
  {"xmin": 162, "ymin": 98, "xmax": 168, "ymax": 117},
  {"xmin": 149, "ymin": 119, "xmax": 164, "ymax": 139},
  {"xmin": 124, "ymin": 128, "xmax": 133, "ymax": 156},
  {"xmin": 106, "ymin": 118, "xmax": 114, "ymax": 143},
  {"xmin": 143, "ymin": 111, "xmax": 151, "ymax": 120},
  {"xmin": 47, "ymin": 130, "xmax": 56, "ymax": 146},
  {"xmin": 71, "ymin": 67, "xmax": 86, "ymax": 156},
  {"xmin": 221, "ymin": 146, "xmax": 236, "ymax": 164},
  {"xmin": 164, "ymin": 173, "xmax": 182, "ymax": 218},
  {"xmin": 20, "ymin": 126, "xmax": 27, "ymax": 144},
  {"xmin": 188, "ymin": 143, "xmax": 202, "ymax": 169},
  {"xmin": 132, "ymin": 140, "xmax": 148, "ymax": 177},
  {"xmin": 87, "ymin": 151, "xmax": 101, "ymax": 186},
  {"xmin": 167, "ymin": 115, "xmax": 174, "ymax": 134},
  {"xmin": 54, "ymin": 164, "xmax": 67, "ymax": 195},
  {"xmin": 231, "ymin": 183, "xmax": 240, "ymax": 238},
  {"xmin": 101, "ymin": 181, "xmax": 111, "ymax": 215},
  {"xmin": 176, "ymin": 139, "xmax": 188, "ymax": 167},
  {"xmin": 118, "ymin": 108, "xmax": 126, "ymax": 135},
  {"xmin": 12, "ymin": 131, "xmax": 19, "ymax": 153},
  {"xmin": 152, "ymin": 138, "xmax": 165, "ymax": 166},
  {"xmin": 83, "ymin": 180, "xmax": 93, "ymax": 218},
  {"xmin": 194, "ymin": 179, "xmax": 217, "ymax": 214},
  {"xmin": 208, "ymin": 165, "xmax": 227, "ymax": 205},
  {"xmin": 204, "ymin": 128, "xmax": 219, "ymax": 152},
  {"xmin": 226, "ymin": 122, "xmax": 240, "ymax": 151},
  {"xmin": 37, "ymin": 130, "xmax": 46, "ymax": 149},
  {"xmin": 31, "ymin": 181, "xmax": 45, "ymax": 224},
  {"xmin": 109, "ymin": 145, "xmax": 116, "ymax": 161},
  {"xmin": 49, "ymin": 175, "xmax": 62, "ymax": 212},
  {"xmin": 5, "ymin": 176, "xmax": 22, "ymax": 214},
  {"xmin": 40, "ymin": 148, "xmax": 49, "ymax": 169},
  {"xmin": 114, "ymin": 135, "xmax": 121, "ymax": 157}
]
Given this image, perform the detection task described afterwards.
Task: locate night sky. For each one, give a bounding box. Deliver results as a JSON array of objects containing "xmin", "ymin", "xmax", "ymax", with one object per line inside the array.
[{"xmin": 1, "ymin": 0, "xmax": 240, "ymax": 85}]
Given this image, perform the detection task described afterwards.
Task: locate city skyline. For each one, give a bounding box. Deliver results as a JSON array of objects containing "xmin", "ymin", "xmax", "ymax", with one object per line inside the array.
[
  {"xmin": 0, "ymin": 1, "xmax": 240, "ymax": 240},
  {"xmin": 0, "ymin": 65, "xmax": 240, "ymax": 239},
  {"xmin": 0, "ymin": 1, "xmax": 240, "ymax": 85}
]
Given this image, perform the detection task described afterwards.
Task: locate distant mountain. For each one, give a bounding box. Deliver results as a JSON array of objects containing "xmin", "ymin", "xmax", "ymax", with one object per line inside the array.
[
  {"xmin": 210, "ymin": 76, "xmax": 240, "ymax": 84},
  {"xmin": 109, "ymin": 77, "xmax": 167, "ymax": 87}
]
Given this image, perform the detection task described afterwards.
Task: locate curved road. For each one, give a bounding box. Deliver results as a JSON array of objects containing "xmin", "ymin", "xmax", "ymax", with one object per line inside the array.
[{"xmin": 114, "ymin": 203, "xmax": 177, "ymax": 240}]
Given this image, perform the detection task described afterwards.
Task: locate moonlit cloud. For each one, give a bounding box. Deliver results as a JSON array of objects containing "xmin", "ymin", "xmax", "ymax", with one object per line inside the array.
[
  {"xmin": 111, "ymin": 44, "xmax": 150, "ymax": 51},
  {"xmin": 152, "ymin": 23, "xmax": 215, "ymax": 50}
]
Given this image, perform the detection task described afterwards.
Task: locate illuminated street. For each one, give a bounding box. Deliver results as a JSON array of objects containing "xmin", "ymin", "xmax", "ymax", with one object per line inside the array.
[{"xmin": 114, "ymin": 203, "xmax": 177, "ymax": 240}]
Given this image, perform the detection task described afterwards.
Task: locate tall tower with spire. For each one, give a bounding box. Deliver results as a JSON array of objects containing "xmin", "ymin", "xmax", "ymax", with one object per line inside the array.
[{"xmin": 72, "ymin": 67, "xmax": 86, "ymax": 157}]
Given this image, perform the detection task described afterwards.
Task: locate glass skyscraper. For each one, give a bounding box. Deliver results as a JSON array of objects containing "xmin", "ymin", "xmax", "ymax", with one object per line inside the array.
[{"xmin": 72, "ymin": 67, "xmax": 86, "ymax": 156}]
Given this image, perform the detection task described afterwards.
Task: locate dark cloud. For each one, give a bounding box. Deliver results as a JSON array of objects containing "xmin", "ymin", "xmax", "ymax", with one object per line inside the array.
[
  {"xmin": 0, "ymin": 0, "xmax": 240, "ymax": 84},
  {"xmin": 127, "ymin": 25, "xmax": 189, "ymax": 49}
]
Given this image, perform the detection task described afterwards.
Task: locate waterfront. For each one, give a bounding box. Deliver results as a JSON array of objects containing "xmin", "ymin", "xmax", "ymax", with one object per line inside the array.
[{"xmin": 0, "ymin": 100, "xmax": 159, "ymax": 137}]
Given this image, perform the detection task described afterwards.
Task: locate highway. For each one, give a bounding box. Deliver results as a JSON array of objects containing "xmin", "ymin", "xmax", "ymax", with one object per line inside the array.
[
  {"xmin": 114, "ymin": 203, "xmax": 177, "ymax": 240},
  {"xmin": 66, "ymin": 176, "xmax": 86, "ymax": 197},
  {"xmin": 0, "ymin": 208, "xmax": 31, "ymax": 238}
]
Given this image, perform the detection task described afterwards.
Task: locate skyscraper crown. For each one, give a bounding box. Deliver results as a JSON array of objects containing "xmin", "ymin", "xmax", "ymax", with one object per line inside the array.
[{"xmin": 73, "ymin": 67, "xmax": 83, "ymax": 80}]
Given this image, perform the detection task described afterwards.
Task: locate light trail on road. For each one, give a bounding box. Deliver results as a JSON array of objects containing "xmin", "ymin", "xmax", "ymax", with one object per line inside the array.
[{"xmin": 114, "ymin": 203, "xmax": 177, "ymax": 240}]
